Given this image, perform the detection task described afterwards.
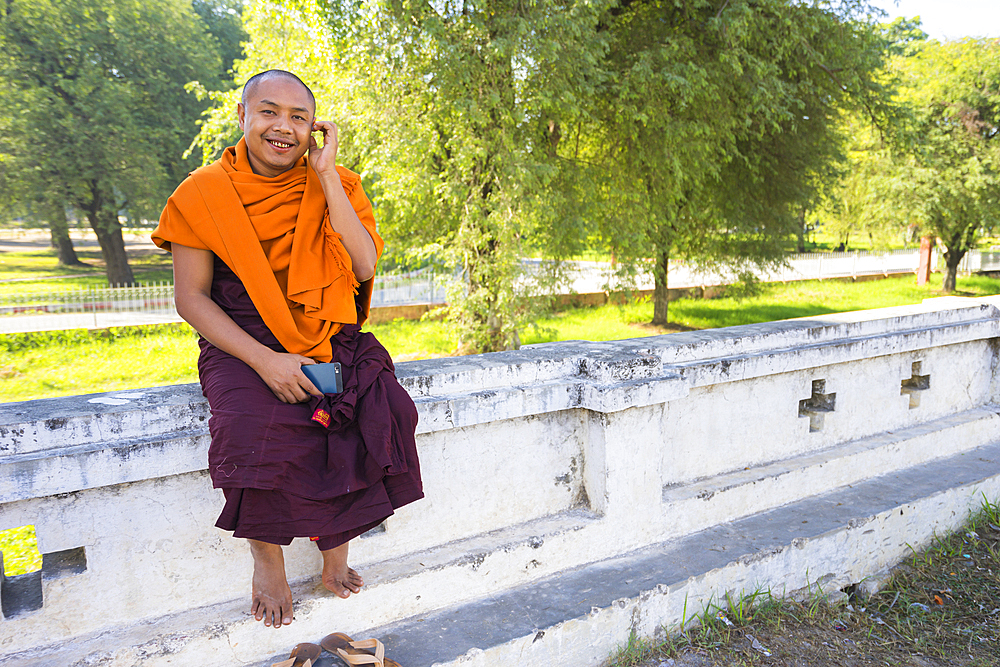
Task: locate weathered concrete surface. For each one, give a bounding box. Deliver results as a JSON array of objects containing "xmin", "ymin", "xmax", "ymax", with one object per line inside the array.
[
  {"xmin": 344, "ymin": 443, "xmax": 1000, "ymax": 667},
  {"xmin": 7, "ymin": 441, "xmax": 998, "ymax": 667},
  {"xmin": 1, "ymin": 296, "xmax": 1000, "ymax": 665}
]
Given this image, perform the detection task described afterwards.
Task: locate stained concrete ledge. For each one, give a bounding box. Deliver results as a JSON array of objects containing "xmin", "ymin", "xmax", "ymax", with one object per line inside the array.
[
  {"xmin": 265, "ymin": 440, "xmax": 1000, "ymax": 667},
  {"xmin": 3, "ymin": 296, "xmax": 1000, "ymax": 666},
  {"xmin": 7, "ymin": 440, "xmax": 993, "ymax": 667}
]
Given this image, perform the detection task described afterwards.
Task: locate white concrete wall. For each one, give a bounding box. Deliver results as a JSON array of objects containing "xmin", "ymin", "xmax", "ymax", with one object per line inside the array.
[{"xmin": 1, "ymin": 295, "xmax": 999, "ymax": 659}]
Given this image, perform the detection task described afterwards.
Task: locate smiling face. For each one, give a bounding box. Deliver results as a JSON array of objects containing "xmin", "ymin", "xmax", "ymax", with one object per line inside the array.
[{"xmin": 237, "ymin": 76, "xmax": 315, "ymax": 178}]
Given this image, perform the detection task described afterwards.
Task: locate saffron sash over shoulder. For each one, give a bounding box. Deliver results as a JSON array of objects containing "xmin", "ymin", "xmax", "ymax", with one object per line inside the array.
[{"xmin": 152, "ymin": 139, "xmax": 384, "ymax": 362}]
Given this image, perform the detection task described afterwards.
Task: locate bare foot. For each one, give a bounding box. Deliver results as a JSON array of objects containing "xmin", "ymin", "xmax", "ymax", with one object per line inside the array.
[
  {"xmin": 249, "ymin": 539, "xmax": 293, "ymax": 628},
  {"xmin": 321, "ymin": 541, "xmax": 364, "ymax": 599}
]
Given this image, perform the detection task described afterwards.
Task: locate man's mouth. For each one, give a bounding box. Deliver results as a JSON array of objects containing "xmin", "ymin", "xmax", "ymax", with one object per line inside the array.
[{"xmin": 266, "ymin": 138, "xmax": 295, "ymax": 149}]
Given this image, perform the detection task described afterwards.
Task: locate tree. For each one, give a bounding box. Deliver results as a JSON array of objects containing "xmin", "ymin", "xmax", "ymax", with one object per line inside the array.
[
  {"xmin": 193, "ymin": 0, "xmax": 248, "ymax": 75},
  {"xmin": 0, "ymin": 0, "xmax": 224, "ymax": 284},
  {"xmin": 332, "ymin": 0, "xmax": 612, "ymax": 351},
  {"xmin": 585, "ymin": 0, "xmax": 891, "ymax": 325},
  {"xmin": 818, "ymin": 113, "xmax": 912, "ymax": 251},
  {"xmin": 815, "ymin": 17, "xmax": 927, "ymax": 254},
  {"xmin": 891, "ymin": 38, "xmax": 1000, "ymax": 292}
]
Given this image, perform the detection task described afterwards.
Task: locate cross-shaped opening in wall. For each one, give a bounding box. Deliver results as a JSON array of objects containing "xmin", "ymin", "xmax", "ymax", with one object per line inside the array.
[
  {"xmin": 798, "ymin": 379, "xmax": 836, "ymax": 433},
  {"xmin": 0, "ymin": 525, "xmax": 87, "ymax": 620},
  {"xmin": 900, "ymin": 361, "xmax": 931, "ymax": 409}
]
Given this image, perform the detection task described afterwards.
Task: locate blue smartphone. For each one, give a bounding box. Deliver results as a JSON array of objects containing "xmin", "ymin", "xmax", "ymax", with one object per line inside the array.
[{"xmin": 301, "ymin": 362, "xmax": 343, "ymax": 394}]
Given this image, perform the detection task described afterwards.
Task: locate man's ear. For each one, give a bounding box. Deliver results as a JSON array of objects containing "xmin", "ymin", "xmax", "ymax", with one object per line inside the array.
[{"xmin": 237, "ymin": 102, "xmax": 246, "ymax": 130}]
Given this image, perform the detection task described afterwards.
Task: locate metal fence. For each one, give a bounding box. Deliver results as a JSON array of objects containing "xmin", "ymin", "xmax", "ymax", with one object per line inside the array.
[
  {"xmin": 960, "ymin": 250, "xmax": 1000, "ymax": 273},
  {"xmin": 369, "ymin": 270, "xmax": 450, "ymax": 307},
  {"xmin": 0, "ymin": 273, "xmax": 453, "ymax": 333},
  {"xmin": 3, "ymin": 247, "xmax": 994, "ymax": 334},
  {"xmin": 0, "ymin": 282, "xmax": 176, "ymax": 317}
]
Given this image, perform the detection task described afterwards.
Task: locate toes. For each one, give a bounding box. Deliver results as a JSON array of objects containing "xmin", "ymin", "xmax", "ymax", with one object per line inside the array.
[{"xmin": 327, "ymin": 581, "xmax": 352, "ymax": 598}]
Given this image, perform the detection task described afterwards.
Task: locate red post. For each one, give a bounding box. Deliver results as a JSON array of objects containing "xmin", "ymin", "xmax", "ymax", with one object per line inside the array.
[{"xmin": 917, "ymin": 236, "xmax": 932, "ymax": 286}]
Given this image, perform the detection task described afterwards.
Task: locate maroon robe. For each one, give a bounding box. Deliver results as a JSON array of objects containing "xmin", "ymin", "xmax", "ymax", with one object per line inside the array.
[{"xmin": 200, "ymin": 256, "xmax": 422, "ymax": 550}]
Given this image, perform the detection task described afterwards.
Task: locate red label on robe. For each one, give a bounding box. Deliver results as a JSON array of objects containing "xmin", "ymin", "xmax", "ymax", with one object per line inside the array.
[{"xmin": 312, "ymin": 408, "xmax": 331, "ymax": 428}]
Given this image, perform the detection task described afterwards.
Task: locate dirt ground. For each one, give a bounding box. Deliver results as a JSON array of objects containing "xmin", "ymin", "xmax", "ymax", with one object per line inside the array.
[{"xmin": 641, "ymin": 622, "xmax": 987, "ymax": 667}]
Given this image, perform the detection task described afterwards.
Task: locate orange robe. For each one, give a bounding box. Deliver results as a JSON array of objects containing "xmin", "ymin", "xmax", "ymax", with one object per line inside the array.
[
  {"xmin": 152, "ymin": 137, "xmax": 384, "ymax": 362},
  {"xmin": 151, "ymin": 140, "xmax": 422, "ymax": 550}
]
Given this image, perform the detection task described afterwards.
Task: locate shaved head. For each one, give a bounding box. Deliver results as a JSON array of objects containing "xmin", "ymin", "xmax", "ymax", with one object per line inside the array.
[{"xmin": 241, "ymin": 70, "xmax": 316, "ymax": 112}]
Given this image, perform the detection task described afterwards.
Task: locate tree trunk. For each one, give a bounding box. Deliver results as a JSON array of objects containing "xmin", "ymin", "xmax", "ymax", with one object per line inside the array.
[
  {"xmin": 796, "ymin": 207, "xmax": 807, "ymax": 253},
  {"xmin": 47, "ymin": 202, "xmax": 83, "ymax": 266},
  {"xmin": 84, "ymin": 185, "xmax": 134, "ymax": 286},
  {"xmin": 651, "ymin": 250, "xmax": 669, "ymax": 326},
  {"xmin": 943, "ymin": 251, "xmax": 962, "ymax": 293}
]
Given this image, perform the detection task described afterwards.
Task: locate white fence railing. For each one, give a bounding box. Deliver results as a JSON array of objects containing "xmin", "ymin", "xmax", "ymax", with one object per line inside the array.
[
  {"xmin": 4, "ymin": 248, "xmax": 996, "ymax": 334},
  {"xmin": 0, "ymin": 282, "xmax": 176, "ymax": 317},
  {"xmin": 960, "ymin": 250, "xmax": 1000, "ymax": 273},
  {"xmin": 566, "ymin": 248, "xmax": 940, "ymax": 293}
]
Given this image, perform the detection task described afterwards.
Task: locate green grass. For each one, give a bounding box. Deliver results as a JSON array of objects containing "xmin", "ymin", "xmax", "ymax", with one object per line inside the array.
[
  {"xmin": 609, "ymin": 497, "xmax": 1000, "ymax": 667},
  {"xmin": 1, "ymin": 325, "xmax": 201, "ymax": 401},
  {"xmin": 3, "ymin": 273, "xmax": 1000, "ymax": 403},
  {"xmin": 667, "ymin": 272, "xmax": 999, "ymax": 329},
  {"xmin": 0, "ymin": 525, "xmax": 42, "ymax": 576},
  {"xmin": 0, "ymin": 249, "xmax": 173, "ymax": 295}
]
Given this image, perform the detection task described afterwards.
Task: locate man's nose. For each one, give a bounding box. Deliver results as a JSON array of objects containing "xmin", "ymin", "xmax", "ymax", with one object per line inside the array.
[{"xmin": 271, "ymin": 113, "xmax": 292, "ymax": 132}]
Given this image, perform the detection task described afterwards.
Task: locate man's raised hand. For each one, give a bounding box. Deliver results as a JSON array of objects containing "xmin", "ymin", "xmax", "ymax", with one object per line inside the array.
[{"xmin": 308, "ymin": 120, "xmax": 340, "ymax": 177}]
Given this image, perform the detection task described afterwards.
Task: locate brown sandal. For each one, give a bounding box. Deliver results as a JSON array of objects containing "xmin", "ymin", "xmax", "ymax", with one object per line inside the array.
[
  {"xmin": 321, "ymin": 633, "xmax": 401, "ymax": 667},
  {"xmin": 272, "ymin": 642, "xmax": 321, "ymax": 667}
]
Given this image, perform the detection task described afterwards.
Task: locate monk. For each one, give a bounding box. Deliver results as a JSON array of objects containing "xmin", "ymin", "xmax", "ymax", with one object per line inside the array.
[{"xmin": 152, "ymin": 70, "xmax": 423, "ymax": 629}]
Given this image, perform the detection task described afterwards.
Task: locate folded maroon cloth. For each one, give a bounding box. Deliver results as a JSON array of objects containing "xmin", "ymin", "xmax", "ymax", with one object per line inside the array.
[{"xmin": 199, "ymin": 257, "xmax": 423, "ymax": 544}]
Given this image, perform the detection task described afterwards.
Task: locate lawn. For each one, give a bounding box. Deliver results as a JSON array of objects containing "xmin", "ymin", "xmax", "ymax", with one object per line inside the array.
[
  {"xmin": 3, "ymin": 273, "xmax": 999, "ymax": 404},
  {"xmin": 0, "ymin": 249, "xmax": 173, "ymax": 296}
]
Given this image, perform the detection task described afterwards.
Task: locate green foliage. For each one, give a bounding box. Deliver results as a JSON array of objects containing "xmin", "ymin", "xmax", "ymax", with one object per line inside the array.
[
  {"xmin": 0, "ymin": 526, "xmax": 41, "ymax": 576},
  {"xmin": 588, "ymin": 0, "xmax": 893, "ymax": 324},
  {"xmin": 818, "ymin": 111, "xmax": 915, "ymax": 251},
  {"xmin": 0, "ymin": 324, "xmax": 195, "ymax": 354},
  {"xmin": 0, "ymin": 0, "xmax": 227, "ymax": 283},
  {"xmin": 332, "ymin": 0, "xmax": 613, "ymax": 352},
  {"xmin": 192, "ymin": 0, "xmax": 248, "ymax": 75},
  {"xmin": 833, "ymin": 34, "xmax": 1000, "ymax": 292},
  {"xmin": 191, "ymin": 0, "xmax": 892, "ymax": 348},
  {"xmin": 892, "ymin": 38, "xmax": 1000, "ymax": 292}
]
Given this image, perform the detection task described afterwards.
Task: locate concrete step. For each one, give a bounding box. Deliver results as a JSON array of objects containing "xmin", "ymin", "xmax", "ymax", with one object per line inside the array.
[
  {"xmin": 7, "ymin": 440, "xmax": 999, "ymax": 667},
  {"xmin": 0, "ymin": 509, "xmax": 597, "ymax": 666},
  {"xmin": 253, "ymin": 439, "xmax": 1000, "ymax": 667},
  {"xmin": 660, "ymin": 405, "xmax": 1000, "ymax": 538}
]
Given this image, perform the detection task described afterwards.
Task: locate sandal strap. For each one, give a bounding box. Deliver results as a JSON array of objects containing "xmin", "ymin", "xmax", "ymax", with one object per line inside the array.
[
  {"xmin": 349, "ymin": 638, "xmax": 385, "ymax": 661},
  {"xmin": 272, "ymin": 657, "xmax": 313, "ymax": 667},
  {"xmin": 337, "ymin": 647, "xmax": 383, "ymax": 666}
]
